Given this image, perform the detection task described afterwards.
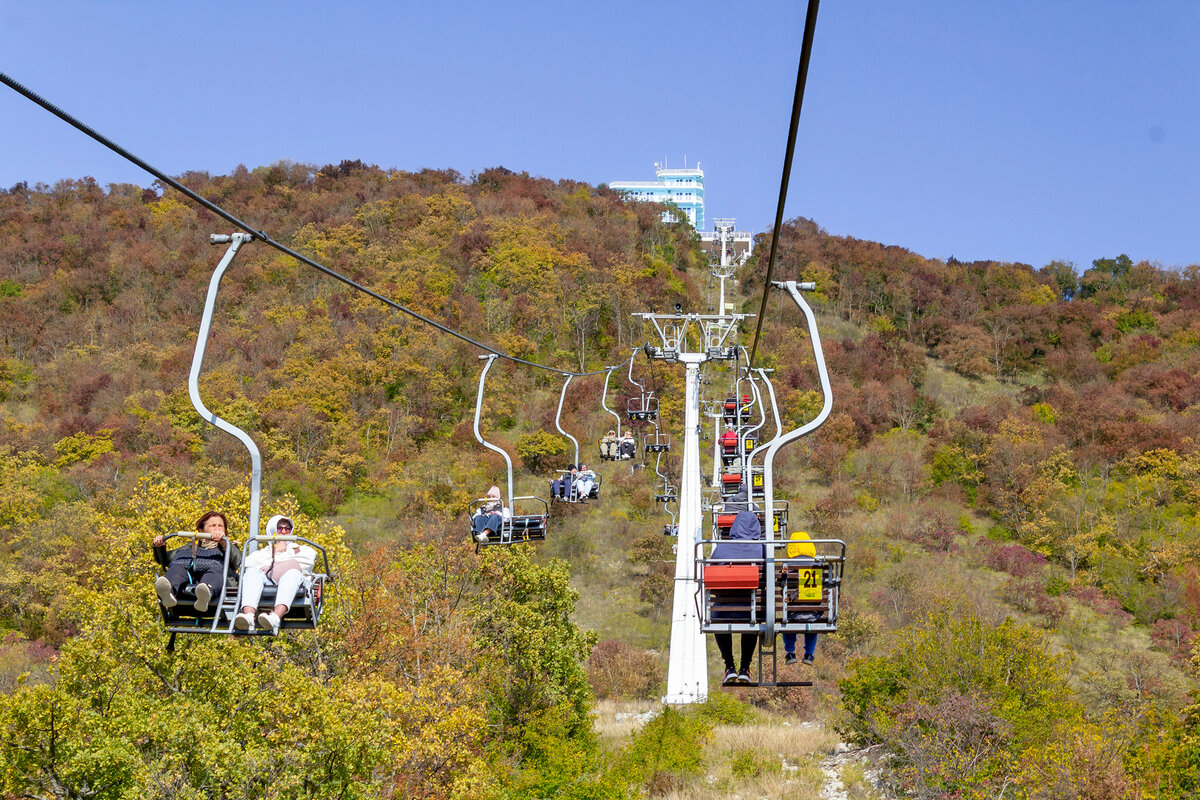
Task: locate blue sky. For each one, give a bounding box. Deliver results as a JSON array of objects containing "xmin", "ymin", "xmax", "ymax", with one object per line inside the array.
[{"xmin": 2, "ymin": 1, "xmax": 1197, "ymax": 273}]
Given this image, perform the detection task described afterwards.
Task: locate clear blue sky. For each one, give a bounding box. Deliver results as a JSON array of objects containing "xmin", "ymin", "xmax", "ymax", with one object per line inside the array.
[{"xmin": 3, "ymin": 1, "xmax": 1197, "ymax": 273}]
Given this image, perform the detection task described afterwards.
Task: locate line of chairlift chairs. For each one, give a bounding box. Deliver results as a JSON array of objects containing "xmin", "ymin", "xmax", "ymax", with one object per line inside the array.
[
  {"xmin": 159, "ymin": 235, "xmax": 841, "ymax": 688},
  {"xmin": 467, "ymin": 279, "xmax": 846, "ymax": 688}
]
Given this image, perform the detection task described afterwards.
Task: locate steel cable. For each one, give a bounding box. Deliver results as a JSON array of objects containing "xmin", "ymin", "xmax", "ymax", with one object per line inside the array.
[{"xmin": 747, "ymin": 0, "xmax": 821, "ymax": 368}]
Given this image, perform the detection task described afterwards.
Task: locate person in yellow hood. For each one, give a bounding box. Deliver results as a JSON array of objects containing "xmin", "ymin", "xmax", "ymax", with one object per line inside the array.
[{"xmin": 782, "ymin": 530, "xmax": 819, "ymax": 666}]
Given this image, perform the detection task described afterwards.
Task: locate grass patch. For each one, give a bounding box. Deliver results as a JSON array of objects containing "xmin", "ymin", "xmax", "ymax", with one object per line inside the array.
[{"xmin": 923, "ymin": 356, "xmax": 1027, "ymax": 414}]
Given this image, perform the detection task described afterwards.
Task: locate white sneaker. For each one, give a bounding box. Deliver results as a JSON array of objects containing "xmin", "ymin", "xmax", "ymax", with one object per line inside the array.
[
  {"xmin": 193, "ymin": 582, "xmax": 212, "ymax": 612},
  {"xmin": 474, "ymin": 531, "xmax": 489, "ymax": 543},
  {"xmin": 233, "ymin": 612, "xmax": 254, "ymax": 631},
  {"xmin": 154, "ymin": 576, "xmax": 177, "ymax": 608},
  {"xmin": 257, "ymin": 611, "xmax": 281, "ymax": 635}
]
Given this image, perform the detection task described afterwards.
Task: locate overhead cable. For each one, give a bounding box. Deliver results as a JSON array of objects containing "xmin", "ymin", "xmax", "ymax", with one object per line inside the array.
[
  {"xmin": 0, "ymin": 70, "xmax": 618, "ymax": 379},
  {"xmin": 747, "ymin": 0, "xmax": 821, "ymax": 368}
]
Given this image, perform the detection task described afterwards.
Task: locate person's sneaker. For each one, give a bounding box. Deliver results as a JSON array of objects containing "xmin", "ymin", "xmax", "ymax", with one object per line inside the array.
[
  {"xmin": 722, "ymin": 669, "xmax": 738, "ymax": 686},
  {"xmin": 192, "ymin": 582, "xmax": 212, "ymax": 612},
  {"xmin": 233, "ymin": 612, "xmax": 254, "ymax": 631},
  {"xmin": 802, "ymin": 654, "xmax": 815, "ymax": 666},
  {"xmin": 474, "ymin": 531, "xmax": 489, "ymax": 543},
  {"xmin": 258, "ymin": 611, "xmax": 281, "ymax": 635},
  {"xmin": 784, "ymin": 652, "xmax": 798, "ymax": 665},
  {"xmin": 154, "ymin": 576, "xmax": 177, "ymax": 608},
  {"xmin": 736, "ymin": 670, "xmax": 753, "ymax": 685}
]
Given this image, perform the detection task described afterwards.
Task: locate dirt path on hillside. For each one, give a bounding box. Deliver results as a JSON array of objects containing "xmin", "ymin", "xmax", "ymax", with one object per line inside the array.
[{"xmin": 819, "ymin": 740, "xmax": 885, "ymax": 799}]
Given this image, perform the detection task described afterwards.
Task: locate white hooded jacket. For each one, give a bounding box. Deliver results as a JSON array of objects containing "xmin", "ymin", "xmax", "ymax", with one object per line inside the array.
[{"xmin": 245, "ymin": 514, "xmax": 318, "ymax": 574}]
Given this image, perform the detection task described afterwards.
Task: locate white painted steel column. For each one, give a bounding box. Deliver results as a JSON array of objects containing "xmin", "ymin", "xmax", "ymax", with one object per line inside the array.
[
  {"xmin": 711, "ymin": 411, "xmax": 721, "ymax": 488},
  {"xmin": 663, "ymin": 352, "xmax": 708, "ymax": 704}
]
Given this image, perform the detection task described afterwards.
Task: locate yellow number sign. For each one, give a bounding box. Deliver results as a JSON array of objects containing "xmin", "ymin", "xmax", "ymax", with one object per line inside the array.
[
  {"xmin": 752, "ymin": 474, "xmax": 763, "ymax": 487},
  {"xmin": 795, "ymin": 568, "xmax": 823, "ymax": 601}
]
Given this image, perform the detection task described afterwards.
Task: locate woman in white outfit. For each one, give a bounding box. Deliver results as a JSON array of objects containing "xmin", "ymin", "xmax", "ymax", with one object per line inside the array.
[{"xmin": 233, "ymin": 514, "xmax": 317, "ymax": 635}]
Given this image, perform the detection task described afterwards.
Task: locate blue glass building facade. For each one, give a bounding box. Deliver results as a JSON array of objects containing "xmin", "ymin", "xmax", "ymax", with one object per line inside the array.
[{"xmin": 610, "ymin": 164, "xmax": 705, "ymax": 230}]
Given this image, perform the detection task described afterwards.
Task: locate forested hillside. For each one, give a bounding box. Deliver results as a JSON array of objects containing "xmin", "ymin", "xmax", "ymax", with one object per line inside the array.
[{"xmin": 0, "ymin": 163, "xmax": 1198, "ymax": 798}]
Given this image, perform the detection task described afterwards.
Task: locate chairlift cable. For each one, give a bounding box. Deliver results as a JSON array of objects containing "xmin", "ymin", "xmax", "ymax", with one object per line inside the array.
[
  {"xmin": 0, "ymin": 70, "xmax": 611, "ymax": 379},
  {"xmin": 746, "ymin": 0, "xmax": 821, "ymax": 369}
]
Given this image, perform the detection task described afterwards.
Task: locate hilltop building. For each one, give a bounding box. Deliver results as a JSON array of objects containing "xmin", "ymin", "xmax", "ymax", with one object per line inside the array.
[
  {"xmin": 610, "ymin": 163, "xmax": 705, "ymax": 230},
  {"xmin": 611, "ymin": 163, "xmax": 754, "ymax": 260}
]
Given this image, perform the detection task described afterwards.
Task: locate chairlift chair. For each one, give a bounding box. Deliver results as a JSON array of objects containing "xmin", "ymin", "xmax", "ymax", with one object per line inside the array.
[
  {"xmin": 469, "ymin": 354, "xmax": 551, "ymax": 547},
  {"xmin": 549, "ymin": 373, "xmax": 601, "ymax": 502},
  {"xmin": 711, "ymin": 501, "xmax": 788, "ymax": 540},
  {"xmin": 627, "ymin": 394, "xmax": 659, "ymax": 422},
  {"xmin": 643, "ymin": 430, "xmax": 671, "ymax": 453},
  {"xmin": 662, "ymin": 503, "xmax": 679, "ymax": 537},
  {"xmin": 549, "ymin": 469, "xmax": 601, "ymax": 503},
  {"xmin": 469, "ymin": 495, "xmax": 549, "ymax": 546},
  {"xmin": 694, "ymin": 536, "xmax": 845, "ymax": 687},
  {"xmin": 599, "ymin": 362, "xmax": 627, "ymax": 461},
  {"xmin": 156, "ymin": 532, "xmax": 332, "ymax": 636},
  {"xmin": 626, "ymin": 356, "xmax": 659, "ymax": 421},
  {"xmin": 721, "ymin": 395, "xmax": 752, "ymax": 424},
  {"xmin": 161, "ymin": 234, "xmax": 336, "ymax": 645}
]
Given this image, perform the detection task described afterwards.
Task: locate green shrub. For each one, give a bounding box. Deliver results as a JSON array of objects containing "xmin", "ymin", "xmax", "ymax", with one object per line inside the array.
[
  {"xmin": 617, "ymin": 708, "xmax": 712, "ymax": 793},
  {"xmin": 729, "ymin": 749, "xmax": 779, "ymax": 779},
  {"xmin": 515, "ymin": 429, "xmax": 568, "ymax": 472},
  {"xmin": 839, "ymin": 606, "xmax": 1085, "ymax": 796},
  {"xmin": 693, "ymin": 690, "xmax": 758, "ymax": 725}
]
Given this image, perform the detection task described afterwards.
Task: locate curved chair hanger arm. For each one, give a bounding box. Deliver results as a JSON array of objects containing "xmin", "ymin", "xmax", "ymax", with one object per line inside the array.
[
  {"xmin": 601, "ymin": 366, "xmax": 622, "ymax": 438},
  {"xmin": 627, "ymin": 349, "xmax": 645, "ymax": 398},
  {"xmin": 654, "ymin": 449, "xmax": 668, "ymax": 483},
  {"xmin": 473, "ymin": 354, "xmax": 514, "ymax": 507},
  {"xmin": 757, "ymin": 367, "xmax": 783, "ymax": 439},
  {"xmin": 763, "ymin": 281, "xmax": 832, "ymax": 530},
  {"xmin": 745, "ymin": 368, "xmax": 783, "ymax": 476},
  {"xmin": 555, "ymin": 374, "xmax": 580, "ymax": 466},
  {"xmin": 191, "ymin": 234, "xmax": 262, "ymax": 553},
  {"xmin": 743, "ymin": 371, "xmax": 768, "ymax": 442}
]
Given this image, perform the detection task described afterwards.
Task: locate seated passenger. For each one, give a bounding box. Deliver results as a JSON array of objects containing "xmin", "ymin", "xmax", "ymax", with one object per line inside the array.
[
  {"xmin": 153, "ymin": 510, "xmax": 241, "ymax": 613},
  {"xmin": 711, "ymin": 496, "xmax": 765, "ymax": 685},
  {"xmin": 575, "ymin": 464, "xmax": 597, "ymax": 498},
  {"xmin": 601, "ymin": 430, "xmax": 618, "ymax": 459},
  {"xmin": 472, "ymin": 486, "xmax": 511, "ymax": 542},
  {"xmin": 720, "ymin": 426, "xmax": 739, "ymax": 453},
  {"xmin": 233, "ymin": 515, "xmax": 318, "ymax": 634},
  {"xmin": 550, "ymin": 468, "xmax": 575, "ymax": 500},
  {"xmin": 619, "ymin": 432, "xmax": 637, "ymax": 459},
  {"xmin": 781, "ymin": 530, "xmax": 820, "ymax": 666},
  {"xmin": 723, "ymin": 486, "xmax": 756, "ymax": 514}
]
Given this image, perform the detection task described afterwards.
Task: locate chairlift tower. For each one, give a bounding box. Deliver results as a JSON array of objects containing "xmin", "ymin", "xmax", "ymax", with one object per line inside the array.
[
  {"xmin": 637, "ymin": 311, "xmax": 748, "ymax": 704},
  {"xmin": 710, "ymin": 219, "xmax": 739, "ymax": 316}
]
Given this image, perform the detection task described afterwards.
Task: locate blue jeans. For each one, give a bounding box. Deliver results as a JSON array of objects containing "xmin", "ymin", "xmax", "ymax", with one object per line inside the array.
[
  {"xmin": 472, "ymin": 513, "xmax": 503, "ymax": 535},
  {"xmin": 782, "ymin": 632, "xmax": 817, "ymax": 658}
]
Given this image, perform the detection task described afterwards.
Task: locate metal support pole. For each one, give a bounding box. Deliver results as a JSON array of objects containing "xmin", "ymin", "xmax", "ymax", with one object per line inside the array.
[
  {"xmin": 711, "ymin": 409, "xmax": 722, "ymax": 488},
  {"xmin": 601, "ymin": 367, "xmax": 622, "ymax": 439},
  {"xmin": 663, "ymin": 352, "xmax": 709, "ymax": 704},
  {"xmin": 473, "ymin": 355, "xmax": 515, "ymax": 508},
  {"xmin": 763, "ymin": 282, "xmax": 831, "ymax": 532},
  {"xmin": 191, "ymin": 234, "xmax": 262, "ymax": 550},
  {"xmin": 555, "ymin": 375, "xmax": 579, "ymax": 467}
]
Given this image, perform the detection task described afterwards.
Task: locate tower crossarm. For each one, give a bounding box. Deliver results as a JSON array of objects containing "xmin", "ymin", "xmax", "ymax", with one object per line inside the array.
[{"xmin": 635, "ymin": 312, "xmax": 751, "ymax": 361}]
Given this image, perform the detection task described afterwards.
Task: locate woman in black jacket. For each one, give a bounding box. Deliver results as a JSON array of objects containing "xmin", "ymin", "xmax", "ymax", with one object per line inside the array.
[{"xmin": 152, "ymin": 510, "xmax": 242, "ymax": 612}]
